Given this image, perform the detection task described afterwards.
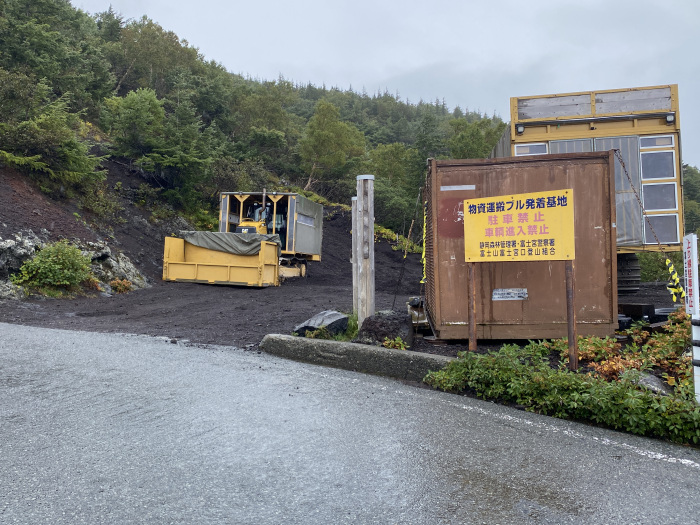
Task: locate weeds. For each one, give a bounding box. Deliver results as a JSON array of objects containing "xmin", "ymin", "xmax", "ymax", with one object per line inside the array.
[
  {"xmin": 383, "ymin": 336, "xmax": 409, "ymax": 350},
  {"xmin": 109, "ymin": 279, "xmax": 132, "ymax": 294},
  {"xmin": 374, "ymin": 224, "xmax": 421, "ymax": 254}
]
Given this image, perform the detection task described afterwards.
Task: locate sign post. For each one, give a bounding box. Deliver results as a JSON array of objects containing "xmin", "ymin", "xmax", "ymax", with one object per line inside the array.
[
  {"xmin": 463, "ymin": 189, "xmax": 577, "ymax": 368},
  {"xmin": 683, "ymin": 233, "xmax": 700, "ymax": 403},
  {"xmin": 356, "ymin": 175, "xmax": 375, "ymax": 327},
  {"xmin": 565, "ymin": 260, "xmax": 578, "ymax": 370},
  {"xmin": 468, "ymin": 262, "xmax": 477, "ymax": 352}
]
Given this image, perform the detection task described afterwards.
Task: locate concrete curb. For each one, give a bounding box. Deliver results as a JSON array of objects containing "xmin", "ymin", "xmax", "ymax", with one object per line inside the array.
[{"xmin": 259, "ymin": 334, "xmax": 454, "ymax": 382}]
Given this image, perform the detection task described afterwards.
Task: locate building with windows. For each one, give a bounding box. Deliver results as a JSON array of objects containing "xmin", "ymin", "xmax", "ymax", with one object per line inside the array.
[{"xmin": 492, "ymin": 85, "xmax": 683, "ymax": 254}]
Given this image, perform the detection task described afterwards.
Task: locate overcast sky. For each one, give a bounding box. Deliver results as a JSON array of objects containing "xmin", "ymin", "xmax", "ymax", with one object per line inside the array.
[{"xmin": 72, "ymin": 0, "xmax": 700, "ymax": 166}]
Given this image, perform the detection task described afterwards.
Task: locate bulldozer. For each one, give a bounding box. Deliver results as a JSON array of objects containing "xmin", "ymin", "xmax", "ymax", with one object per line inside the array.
[{"xmin": 163, "ymin": 191, "xmax": 322, "ymax": 287}]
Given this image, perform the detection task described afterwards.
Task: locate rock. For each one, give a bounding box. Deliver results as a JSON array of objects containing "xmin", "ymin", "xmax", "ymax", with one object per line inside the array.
[
  {"xmin": 355, "ymin": 310, "xmax": 414, "ymax": 348},
  {"xmin": 294, "ymin": 310, "xmax": 349, "ymax": 337},
  {"xmin": 79, "ymin": 240, "xmax": 149, "ymax": 290},
  {"xmin": 0, "ymin": 232, "xmax": 150, "ymax": 295},
  {"xmin": 0, "ymin": 230, "xmax": 46, "ymax": 279},
  {"xmin": 0, "ymin": 280, "xmax": 26, "ymax": 300},
  {"xmin": 636, "ymin": 372, "xmax": 674, "ymax": 396}
]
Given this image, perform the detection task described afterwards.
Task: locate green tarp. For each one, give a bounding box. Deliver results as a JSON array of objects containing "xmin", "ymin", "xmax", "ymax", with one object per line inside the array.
[{"xmin": 180, "ymin": 231, "xmax": 281, "ymax": 257}]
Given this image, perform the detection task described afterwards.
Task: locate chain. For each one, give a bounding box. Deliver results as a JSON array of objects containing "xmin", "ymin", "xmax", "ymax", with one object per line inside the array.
[
  {"xmin": 613, "ymin": 149, "xmax": 666, "ymax": 249},
  {"xmin": 613, "ymin": 149, "xmax": 684, "ymax": 302}
]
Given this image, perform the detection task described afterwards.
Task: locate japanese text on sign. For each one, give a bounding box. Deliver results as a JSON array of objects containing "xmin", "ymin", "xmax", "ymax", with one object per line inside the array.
[
  {"xmin": 464, "ymin": 189, "xmax": 575, "ymax": 262},
  {"xmin": 684, "ymin": 234, "xmax": 699, "ymax": 317}
]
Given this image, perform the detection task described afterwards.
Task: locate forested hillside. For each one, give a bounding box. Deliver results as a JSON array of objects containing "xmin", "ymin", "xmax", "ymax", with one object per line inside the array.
[
  {"xmin": 0, "ymin": 0, "xmax": 506, "ymax": 236},
  {"xmin": 2, "ymin": 0, "xmax": 699, "ymax": 241}
]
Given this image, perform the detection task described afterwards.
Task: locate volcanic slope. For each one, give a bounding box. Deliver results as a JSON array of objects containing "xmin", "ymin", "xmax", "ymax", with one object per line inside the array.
[{"xmin": 0, "ymin": 163, "xmax": 424, "ymax": 348}]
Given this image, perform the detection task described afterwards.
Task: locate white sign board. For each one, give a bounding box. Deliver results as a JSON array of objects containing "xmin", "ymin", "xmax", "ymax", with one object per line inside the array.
[
  {"xmin": 492, "ymin": 288, "xmax": 528, "ymax": 301},
  {"xmin": 684, "ymin": 234, "xmax": 699, "ymax": 317},
  {"xmin": 684, "ymin": 234, "xmax": 700, "ymax": 403}
]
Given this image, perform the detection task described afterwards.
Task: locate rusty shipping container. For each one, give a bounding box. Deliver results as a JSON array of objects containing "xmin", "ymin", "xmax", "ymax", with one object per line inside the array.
[{"xmin": 424, "ymin": 152, "xmax": 617, "ymax": 340}]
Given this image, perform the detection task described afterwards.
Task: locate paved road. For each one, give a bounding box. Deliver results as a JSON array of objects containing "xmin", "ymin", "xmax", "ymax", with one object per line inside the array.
[{"xmin": 2, "ymin": 323, "xmax": 700, "ymax": 524}]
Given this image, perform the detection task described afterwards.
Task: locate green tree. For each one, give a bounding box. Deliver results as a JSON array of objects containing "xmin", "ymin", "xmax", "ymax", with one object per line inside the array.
[
  {"xmin": 299, "ymin": 100, "xmax": 365, "ymax": 191},
  {"xmin": 448, "ymin": 120, "xmax": 487, "ymax": 158},
  {"xmin": 682, "ymin": 164, "xmax": 700, "ymax": 233},
  {"xmin": 102, "ymin": 88, "xmax": 165, "ymax": 158},
  {"xmin": 415, "ymin": 112, "xmax": 446, "ymax": 160},
  {"xmin": 0, "ymin": 0, "xmax": 114, "ymax": 115},
  {"xmin": 0, "ymin": 68, "xmax": 101, "ymax": 185},
  {"xmin": 114, "ymin": 16, "xmax": 201, "ymax": 97},
  {"xmin": 364, "ymin": 143, "xmax": 424, "ymax": 234},
  {"xmin": 447, "ymin": 116, "xmax": 507, "ymax": 159},
  {"xmin": 684, "ymin": 200, "xmax": 700, "ymax": 235},
  {"xmin": 683, "ymin": 164, "xmax": 700, "ymax": 202}
]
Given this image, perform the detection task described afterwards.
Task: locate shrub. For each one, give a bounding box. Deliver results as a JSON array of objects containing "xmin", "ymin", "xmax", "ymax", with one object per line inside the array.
[
  {"xmin": 109, "ymin": 279, "xmax": 132, "ymax": 294},
  {"xmin": 424, "ymin": 341, "xmax": 700, "ymax": 445},
  {"xmin": 11, "ymin": 241, "xmax": 93, "ymax": 293},
  {"xmin": 374, "ymin": 224, "xmax": 421, "ymax": 254}
]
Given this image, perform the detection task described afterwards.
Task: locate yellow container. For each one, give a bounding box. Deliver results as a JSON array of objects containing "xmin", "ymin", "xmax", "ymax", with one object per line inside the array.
[{"xmin": 163, "ymin": 237, "xmax": 279, "ymax": 287}]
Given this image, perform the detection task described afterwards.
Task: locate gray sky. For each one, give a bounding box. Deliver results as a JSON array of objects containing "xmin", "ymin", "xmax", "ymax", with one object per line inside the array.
[{"xmin": 72, "ymin": 0, "xmax": 700, "ymax": 166}]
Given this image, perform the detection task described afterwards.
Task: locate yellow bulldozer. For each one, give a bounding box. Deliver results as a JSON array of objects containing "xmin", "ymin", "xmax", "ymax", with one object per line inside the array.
[{"xmin": 163, "ymin": 191, "xmax": 323, "ymax": 287}]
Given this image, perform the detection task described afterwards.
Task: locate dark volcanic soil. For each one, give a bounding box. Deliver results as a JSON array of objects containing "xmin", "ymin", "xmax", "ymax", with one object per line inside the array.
[
  {"xmin": 0, "ymin": 164, "xmax": 429, "ymax": 350},
  {"xmin": 0, "ymin": 164, "xmax": 677, "ymax": 356}
]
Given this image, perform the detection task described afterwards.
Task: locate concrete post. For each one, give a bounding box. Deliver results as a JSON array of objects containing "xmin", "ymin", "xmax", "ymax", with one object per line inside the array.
[
  {"xmin": 351, "ymin": 196, "xmax": 358, "ymax": 314},
  {"xmin": 356, "ymin": 175, "xmax": 375, "ymax": 327}
]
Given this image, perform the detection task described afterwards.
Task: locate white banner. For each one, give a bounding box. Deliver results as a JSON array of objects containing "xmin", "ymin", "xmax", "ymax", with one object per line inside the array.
[{"xmin": 684, "ymin": 234, "xmax": 699, "ymax": 317}]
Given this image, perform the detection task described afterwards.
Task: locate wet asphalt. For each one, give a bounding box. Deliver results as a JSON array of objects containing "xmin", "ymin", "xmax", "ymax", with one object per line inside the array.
[{"xmin": 2, "ymin": 322, "xmax": 700, "ymax": 524}]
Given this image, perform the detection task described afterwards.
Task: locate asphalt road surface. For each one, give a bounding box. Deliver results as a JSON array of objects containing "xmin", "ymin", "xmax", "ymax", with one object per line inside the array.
[{"xmin": 2, "ymin": 323, "xmax": 700, "ymax": 524}]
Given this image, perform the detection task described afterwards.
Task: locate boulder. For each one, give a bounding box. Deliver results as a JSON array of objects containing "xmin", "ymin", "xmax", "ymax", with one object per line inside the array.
[
  {"xmin": 294, "ymin": 310, "xmax": 349, "ymax": 337},
  {"xmin": 81, "ymin": 240, "xmax": 149, "ymax": 290},
  {"xmin": 635, "ymin": 372, "xmax": 674, "ymax": 396},
  {"xmin": 0, "ymin": 232, "xmax": 150, "ymax": 298},
  {"xmin": 0, "ymin": 280, "xmax": 26, "ymax": 300},
  {"xmin": 0, "ymin": 230, "xmax": 46, "ymax": 279},
  {"xmin": 355, "ymin": 310, "xmax": 414, "ymax": 348}
]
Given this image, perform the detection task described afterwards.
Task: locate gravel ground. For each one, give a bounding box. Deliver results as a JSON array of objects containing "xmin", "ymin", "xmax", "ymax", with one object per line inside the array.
[{"xmin": 0, "ymin": 164, "xmax": 679, "ymax": 355}]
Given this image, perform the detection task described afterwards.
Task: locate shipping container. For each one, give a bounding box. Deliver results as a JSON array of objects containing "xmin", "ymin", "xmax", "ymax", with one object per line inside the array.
[{"xmin": 424, "ymin": 152, "xmax": 617, "ymax": 340}]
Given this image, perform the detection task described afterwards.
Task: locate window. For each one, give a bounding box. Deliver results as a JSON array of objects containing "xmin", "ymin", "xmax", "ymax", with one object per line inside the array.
[
  {"xmin": 514, "ymin": 143, "xmax": 547, "ymax": 156},
  {"xmin": 640, "ymin": 135, "xmax": 674, "ymax": 149},
  {"xmin": 549, "ymin": 139, "xmax": 593, "ymax": 154},
  {"xmin": 642, "ymin": 183, "xmax": 677, "ymax": 211},
  {"xmin": 641, "ymin": 150, "xmax": 675, "ymax": 180},
  {"xmin": 644, "ymin": 214, "xmax": 679, "ymax": 244},
  {"xmin": 297, "ymin": 213, "xmax": 315, "ymax": 227}
]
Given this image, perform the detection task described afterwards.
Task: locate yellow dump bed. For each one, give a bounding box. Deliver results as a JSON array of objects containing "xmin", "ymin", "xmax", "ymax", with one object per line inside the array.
[{"xmin": 163, "ymin": 235, "xmax": 280, "ymax": 287}]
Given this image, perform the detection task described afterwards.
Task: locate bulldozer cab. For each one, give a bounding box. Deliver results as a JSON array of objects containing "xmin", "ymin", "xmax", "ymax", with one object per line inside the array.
[
  {"xmin": 223, "ymin": 193, "xmax": 286, "ymax": 237},
  {"xmin": 230, "ymin": 200, "xmax": 262, "ymax": 234},
  {"xmin": 219, "ymin": 191, "xmax": 322, "ymax": 260}
]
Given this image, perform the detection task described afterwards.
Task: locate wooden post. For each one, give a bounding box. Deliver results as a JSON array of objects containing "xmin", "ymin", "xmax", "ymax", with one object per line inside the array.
[
  {"xmin": 565, "ymin": 259, "xmax": 578, "ymax": 371},
  {"xmin": 351, "ymin": 196, "xmax": 358, "ymax": 314},
  {"xmin": 356, "ymin": 175, "xmax": 375, "ymax": 327},
  {"xmin": 468, "ymin": 262, "xmax": 477, "ymax": 352}
]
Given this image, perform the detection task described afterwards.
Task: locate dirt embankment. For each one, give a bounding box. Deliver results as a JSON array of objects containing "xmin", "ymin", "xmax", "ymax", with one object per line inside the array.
[{"xmin": 0, "ymin": 163, "xmax": 427, "ymax": 349}]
